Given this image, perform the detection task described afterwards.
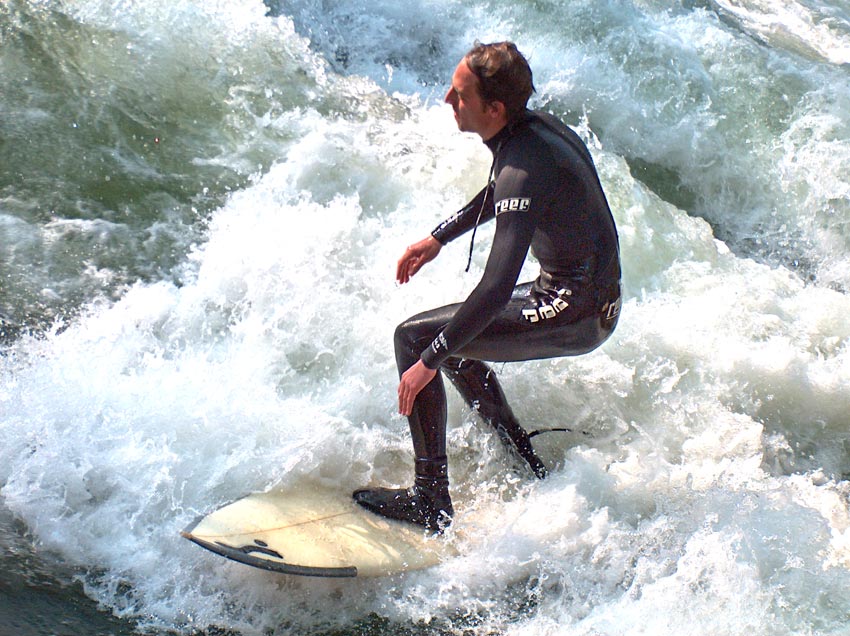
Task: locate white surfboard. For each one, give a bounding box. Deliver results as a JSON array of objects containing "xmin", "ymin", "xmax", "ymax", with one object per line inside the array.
[{"xmin": 181, "ymin": 485, "xmax": 455, "ymax": 578}]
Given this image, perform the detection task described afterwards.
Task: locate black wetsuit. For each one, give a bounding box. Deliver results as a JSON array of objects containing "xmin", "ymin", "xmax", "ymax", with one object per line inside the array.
[
  {"xmin": 395, "ymin": 109, "xmax": 621, "ymax": 479},
  {"xmin": 354, "ymin": 109, "xmax": 621, "ymax": 530}
]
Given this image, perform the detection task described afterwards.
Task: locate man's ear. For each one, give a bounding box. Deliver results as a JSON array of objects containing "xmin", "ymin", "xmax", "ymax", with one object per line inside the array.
[{"xmin": 487, "ymin": 100, "xmax": 507, "ymax": 122}]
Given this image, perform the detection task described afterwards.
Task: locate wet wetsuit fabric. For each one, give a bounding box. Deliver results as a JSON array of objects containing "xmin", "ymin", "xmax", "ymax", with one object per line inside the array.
[
  {"xmin": 423, "ymin": 109, "xmax": 621, "ymax": 369},
  {"xmin": 396, "ymin": 109, "xmax": 622, "ymax": 478}
]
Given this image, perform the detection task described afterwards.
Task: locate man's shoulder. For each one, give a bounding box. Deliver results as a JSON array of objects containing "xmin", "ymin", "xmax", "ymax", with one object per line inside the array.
[
  {"xmin": 501, "ymin": 111, "xmax": 579, "ymax": 168},
  {"xmin": 528, "ymin": 109, "xmax": 570, "ymax": 131},
  {"xmin": 527, "ymin": 111, "xmax": 587, "ymax": 148}
]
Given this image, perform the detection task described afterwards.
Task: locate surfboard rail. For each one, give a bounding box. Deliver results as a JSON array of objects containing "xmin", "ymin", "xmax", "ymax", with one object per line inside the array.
[{"xmin": 181, "ymin": 517, "xmax": 359, "ymax": 577}]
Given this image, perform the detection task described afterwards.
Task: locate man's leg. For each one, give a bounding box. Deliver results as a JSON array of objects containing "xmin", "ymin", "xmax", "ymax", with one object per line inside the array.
[
  {"xmin": 441, "ymin": 357, "xmax": 547, "ymax": 479},
  {"xmin": 352, "ymin": 314, "xmax": 454, "ymax": 531},
  {"xmin": 353, "ymin": 281, "xmax": 615, "ymax": 530}
]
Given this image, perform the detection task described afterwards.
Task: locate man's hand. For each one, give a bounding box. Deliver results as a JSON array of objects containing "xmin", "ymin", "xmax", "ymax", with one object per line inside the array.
[
  {"xmin": 398, "ymin": 360, "xmax": 437, "ymax": 416},
  {"xmin": 396, "ymin": 235, "xmax": 442, "ymax": 284}
]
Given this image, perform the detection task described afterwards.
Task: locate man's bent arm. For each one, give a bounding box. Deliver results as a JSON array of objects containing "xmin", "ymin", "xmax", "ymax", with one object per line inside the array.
[{"xmin": 431, "ymin": 183, "xmax": 495, "ymax": 245}]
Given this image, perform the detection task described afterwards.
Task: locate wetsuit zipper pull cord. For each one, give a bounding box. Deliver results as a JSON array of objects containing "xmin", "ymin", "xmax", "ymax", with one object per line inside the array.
[{"xmin": 465, "ymin": 145, "xmax": 501, "ymax": 273}]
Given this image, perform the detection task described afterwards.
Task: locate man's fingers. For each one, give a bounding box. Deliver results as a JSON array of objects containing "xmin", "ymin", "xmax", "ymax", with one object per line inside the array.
[
  {"xmin": 397, "ymin": 237, "xmax": 441, "ymax": 285},
  {"xmin": 397, "ymin": 361, "xmax": 437, "ymax": 416},
  {"xmin": 398, "ymin": 383, "xmax": 412, "ymax": 415},
  {"xmin": 396, "ymin": 248, "xmax": 417, "ymax": 284},
  {"xmin": 397, "ymin": 251, "xmax": 423, "ymax": 285}
]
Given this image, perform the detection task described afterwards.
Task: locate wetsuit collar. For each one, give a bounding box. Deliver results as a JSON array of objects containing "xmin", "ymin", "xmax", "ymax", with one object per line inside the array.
[{"xmin": 484, "ymin": 109, "xmax": 533, "ymax": 154}]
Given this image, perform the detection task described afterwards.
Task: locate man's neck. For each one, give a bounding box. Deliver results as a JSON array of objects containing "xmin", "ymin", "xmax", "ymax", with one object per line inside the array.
[
  {"xmin": 483, "ymin": 111, "xmax": 531, "ymax": 151},
  {"xmin": 479, "ymin": 120, "xmax": 508, "ymax": 142}
]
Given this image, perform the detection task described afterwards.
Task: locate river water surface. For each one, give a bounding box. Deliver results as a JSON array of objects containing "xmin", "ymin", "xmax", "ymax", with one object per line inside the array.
[{"xmin": 2, "ymin": 0, "xmax": 850, "ymax": 634}]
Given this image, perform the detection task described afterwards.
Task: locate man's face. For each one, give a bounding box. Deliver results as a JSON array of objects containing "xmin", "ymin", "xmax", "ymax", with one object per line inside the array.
[{"xmin": 444, "ymin": 60, "xmax": 494, "ymax": 138}]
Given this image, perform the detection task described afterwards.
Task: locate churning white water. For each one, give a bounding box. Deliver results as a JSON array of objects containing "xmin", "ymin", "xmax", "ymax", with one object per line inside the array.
[{"xmin": 1, "ymin": 0, "xmax": 849, "ymax": 634}]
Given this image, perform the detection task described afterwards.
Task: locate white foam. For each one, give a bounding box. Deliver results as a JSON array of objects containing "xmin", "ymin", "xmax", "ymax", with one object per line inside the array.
[
  {"xmin": 710, "ymin": 0, "xmax": 850, "ymax": 65},
  {"xmin": 2, "ymin": 0, "xmax": 850, "ymax": 634}
]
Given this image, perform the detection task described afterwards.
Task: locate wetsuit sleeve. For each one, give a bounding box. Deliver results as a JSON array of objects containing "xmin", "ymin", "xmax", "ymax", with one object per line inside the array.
[
  {"xmin": 430, "ymin": 184, "xmax": 495, "ymax": 245},
  {"xmin": 421, "ymin": 176, "xmax": 536, "ymax": 368}
]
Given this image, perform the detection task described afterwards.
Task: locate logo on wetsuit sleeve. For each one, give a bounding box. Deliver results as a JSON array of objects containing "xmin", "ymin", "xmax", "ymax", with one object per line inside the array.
[
  {"xmin": 495, "ymin": 198, "xmax": 531, "ymax": 215},
  {"xmin": 430, "ymin": 332, "xmax": 448, "ymax": 355}
]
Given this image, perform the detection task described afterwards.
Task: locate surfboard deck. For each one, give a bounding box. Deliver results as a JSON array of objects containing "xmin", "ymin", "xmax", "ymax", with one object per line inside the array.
[{"xmin": 181, "ymin": 485, "xmax": 454, "ymax": 578}]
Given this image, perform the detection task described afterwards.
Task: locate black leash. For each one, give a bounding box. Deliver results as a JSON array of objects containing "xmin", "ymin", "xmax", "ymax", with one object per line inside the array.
[{"xmin": 528, "ymin": 426, "xmax": 590, "ymax": 438}]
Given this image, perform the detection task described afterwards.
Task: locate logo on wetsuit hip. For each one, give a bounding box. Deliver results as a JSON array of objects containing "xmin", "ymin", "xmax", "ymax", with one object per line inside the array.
[
  {"xmin": 522, "ymin": 288, "xmax": 571, "ymax": 323},
  {"xmin": 495, "ymin": 198, "xmax": 531, "ymax": 215}
]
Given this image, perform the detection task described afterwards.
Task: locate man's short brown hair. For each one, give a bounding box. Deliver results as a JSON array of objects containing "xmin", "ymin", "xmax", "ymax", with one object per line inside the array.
[{"xmin": 464, "ymin": 41, "xmax": 535, "ymax": 121}]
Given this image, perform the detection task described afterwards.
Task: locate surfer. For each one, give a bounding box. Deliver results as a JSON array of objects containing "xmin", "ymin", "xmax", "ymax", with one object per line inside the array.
[{"xmin": 354, "ymin": 41, "xmax": 622, "ymax": 531}]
